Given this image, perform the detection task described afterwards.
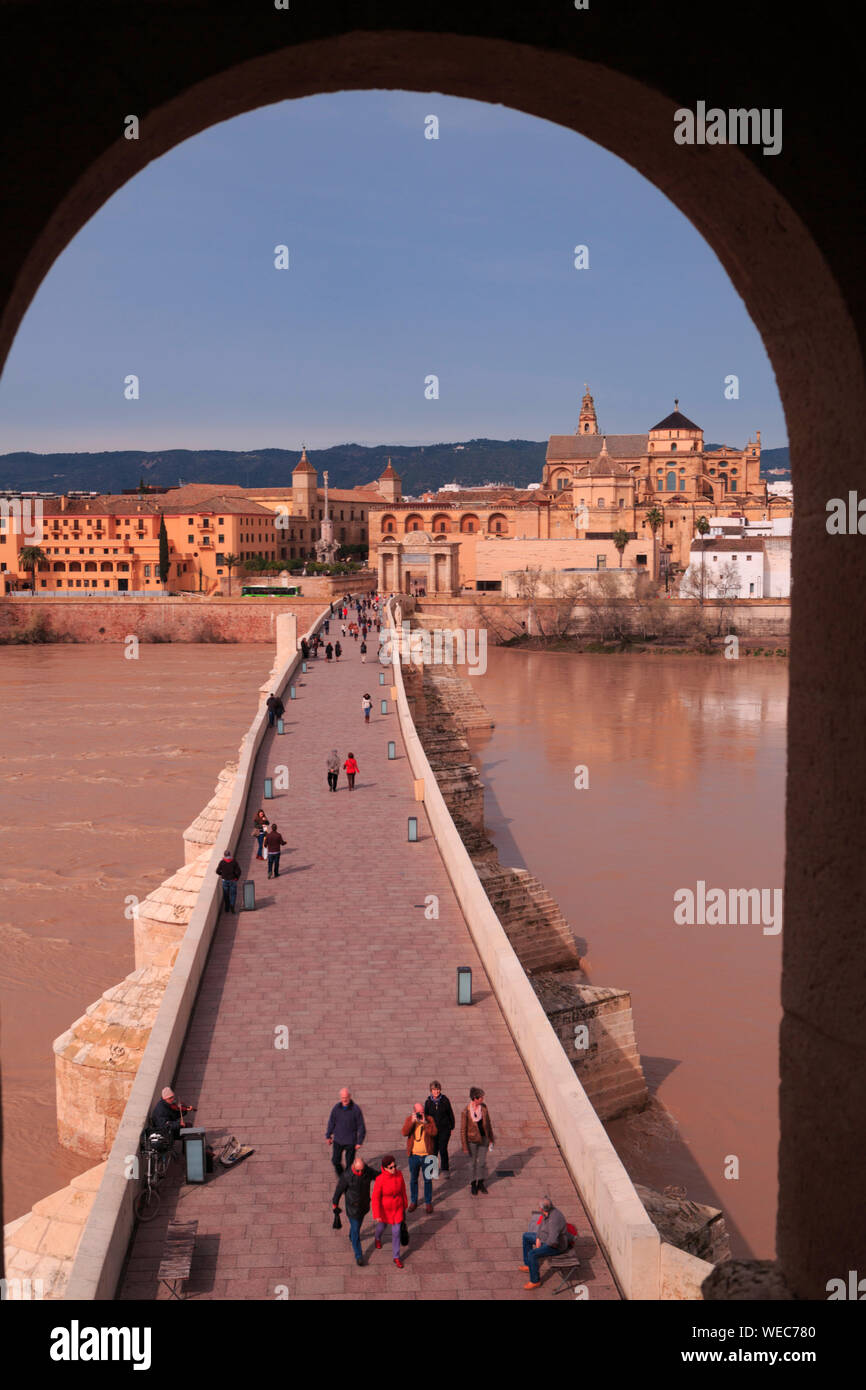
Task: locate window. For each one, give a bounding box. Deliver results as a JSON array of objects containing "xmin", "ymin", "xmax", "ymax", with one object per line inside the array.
[
  {"xmin": 619, "ymin": 498, "xmax": 625, "ymax": 508},
  {"xmin": 749, "ymin": 582, "xmax": 755, "ymax": 595},
  {"xmin": 666, "ymin": 471, "xmax": 676, "ymax": 491},
  {"xmin": 679, "ymin": 479, "xmax": 686, "ymax": 490},
  {"xmin": 656, "ymin": 479, "xmax": 663, "ymax": 490},
  {"xmin": 597, "ymin": 497, "xmax": 606, "ymax": 507},
  {"xmin": 218, "ymin": 518, "xmax": 224, "ymax": 525},
  {"xmin": 188, "ymin": 535, "xmax": 194, "ymax": 543},
  {"xmin": 144, "ymin": 564, "xmax": 151, "ymax": 577},
  {"xmin": 218, "ymin": 534, "xmax": 224, "ymax": 543},
  {"xmin": 730, "ymin": 481, "xmax": 738, "ymax": 492},
  {"xmin": 596, "ymin": 555, "xmax": 606, "ymax": 569},
  {"xmin": 671, "ymin": 443, "xmax": 677, "ymax": 452},
  {"xmin": 188, "ymin": 518, "xmax": 193, "ymax": 525},
  {"xmin": 746, "ymin": 555, "xmax": 752, "ymax": 562},
  {"xmin": 636, "ymin": 554, "xmax": 647, "ymax": 565}
]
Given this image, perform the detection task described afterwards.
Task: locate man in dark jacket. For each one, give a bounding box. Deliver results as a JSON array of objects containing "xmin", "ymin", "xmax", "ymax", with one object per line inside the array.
[
  {"xmin": 151, "ymin": 1086, "xmax": 195, "ymax": 1144},
  {"xmin": 266, "ymin": 692, "xmax": 285, "ymax": 727},
  {"xmin": 332, "ymin": 1155, "xmax": 380, "ymax": 1265},
  {"xmin": 325, "ymin": 1088, "xmax": 366, "ymax": 1176},
  {"xmin": 215, "ymin": 849, "xmax": 242, "ymax": 913},
  {"xmin": 424, "ymin": 1081, "xmax": 456, "ymax": 1180}
]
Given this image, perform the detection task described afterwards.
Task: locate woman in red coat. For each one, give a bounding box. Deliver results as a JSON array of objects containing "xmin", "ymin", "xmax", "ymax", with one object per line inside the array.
[{"xmin": 371, "ymin": 1154, "xmax": 408, "ymax": 1268}]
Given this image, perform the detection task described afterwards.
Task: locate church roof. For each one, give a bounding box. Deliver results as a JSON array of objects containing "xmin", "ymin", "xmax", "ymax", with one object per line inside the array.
[
  {"xmin": 293, "ymin": 449, "xmax": 316, "ymax": 474},
  {"xmin": 547, "ymin": 434, "xmax": 647, "ymax": 461},
  {"xmin": 573, "ymin": 456, "xmax": 634, "ymax": 478},
  {"xmin": 649, "ymin": 409, "xmax": 701, "ymax": 433},
  {"xmin": 379, "ymin": 460, "xmax": 400, "ymax": 480}
]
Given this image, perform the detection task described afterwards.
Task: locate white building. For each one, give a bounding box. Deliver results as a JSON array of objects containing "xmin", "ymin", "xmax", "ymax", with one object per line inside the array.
[{"xmin": 680, "ymin": 534, "xmax": 791, "ymax": 598}]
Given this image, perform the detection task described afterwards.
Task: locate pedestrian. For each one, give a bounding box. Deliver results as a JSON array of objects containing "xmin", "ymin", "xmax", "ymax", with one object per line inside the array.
[
  {"xmin": 266, "ymin": 692, "xmax": 284, "ymax": 728},
  {"xmin": 325, "ymin": 642, "xmax": 333, "ymax": 661},
  {"xmin": 215, "ymin": 848, "xmax": 242, "ymax": 914},
  {"xmin": 332, "ymin": 1154, "xmax": 380, "ymax": 1267},
  {"xmin": 425, "ymin": 1081, "xmax": 456, "ymax": 1180},
  {"xmin": 264, "ymin": 822, "xmax": 286, "ymax": 878},
  {"xmin": 335, "ymin": 641, "xmax": 342, "ymax": 661},
  {"xmin": 324, "ymin": 618, "xmax": 330, "ymax": 634},
  {"xmin": 520, "ymin": 1197, "xmax": 570, "ymax": 1290},
  {"xmin": 362, "ymin": 694, "xmax": 372, "ymax": 723},
  {"xmin": 461, "ymin": 1086, "xmax": 495, "ymax": 1194},
  {"xmin": 329, "ymin": 603, "xmax": 334, "ymax": 617},
  {"xmin": 343, "ymin": 752, "xmax": 359, "ymax": 790},
  {"xmin": 371, "ymin": 1155, "xmax": 408, "ymax": 1269},
  {"xmin": 325, "ymin": 1088, "xmax": 366, "ymax": 1176},
  {"xmin": 327, "ymin": 748, "xmax": 340, "ymax": 792},
  {"xmin": 251, "ymin": 808, "xmax": 269, "ymax": 860},
  {"xmin": 353, "ymin": 627, "xmax": 358, "ymax": 642},
  {"xmin": 402, "ymin": 1101, "xmax": 438, "ymax": 1213},
  {"xmin": 311, "ymin": 636, "xmax": 319, "ymax": 658},
  {"xmin": 301, "ymin": 637, "xmax": 309, "ymax": 660},
  {"xmin": 341, "ymin": 624, "xmax": 347, "ymax": 638},
  {"xmin": 360, "ymin": 640, "xmax": 367, "ymax": 663}
]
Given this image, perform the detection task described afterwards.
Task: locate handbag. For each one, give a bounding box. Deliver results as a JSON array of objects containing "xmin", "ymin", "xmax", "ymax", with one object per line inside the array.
[{"xmin": 399, "ymin": 1219, "xmax": 409, "ymax": 1247}]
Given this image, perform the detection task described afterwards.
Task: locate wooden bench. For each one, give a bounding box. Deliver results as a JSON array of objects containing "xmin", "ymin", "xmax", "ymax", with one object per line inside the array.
[{"xmin": 158, "ymin": 1220, "xmax": 198, "ymax": 1300}]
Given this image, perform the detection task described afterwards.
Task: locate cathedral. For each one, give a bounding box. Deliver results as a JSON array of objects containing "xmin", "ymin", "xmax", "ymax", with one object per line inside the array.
[{"xmin": 371, "ymin": 387, "xmax": 789, "ymax": 595}]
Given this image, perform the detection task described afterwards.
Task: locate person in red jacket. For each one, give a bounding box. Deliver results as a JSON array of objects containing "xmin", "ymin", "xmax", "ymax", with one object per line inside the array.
[
  {"xmin": 371, "ymin": 1154, "xmax": 408, "ymax": 1268},
  {"xmin": 343, "ymin": 753, "xmax": 359, "ymax": 791}
]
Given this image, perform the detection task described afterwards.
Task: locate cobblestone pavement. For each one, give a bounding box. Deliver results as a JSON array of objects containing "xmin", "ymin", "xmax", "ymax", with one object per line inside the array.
[{"xmin": 119, "ymin": 622, "xmax": 619, "ymax": 1301}]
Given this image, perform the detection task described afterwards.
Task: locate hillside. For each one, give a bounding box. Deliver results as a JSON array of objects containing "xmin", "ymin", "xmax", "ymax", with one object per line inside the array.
[{"xmin": 0, "ymin": 440, "xmax": 790, "ymax": 495}]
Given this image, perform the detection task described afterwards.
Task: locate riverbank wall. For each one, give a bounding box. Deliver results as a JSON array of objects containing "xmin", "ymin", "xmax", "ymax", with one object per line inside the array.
[{"xmin": 414, "ymin": 596, "xmax": 791, "ymax": 642}]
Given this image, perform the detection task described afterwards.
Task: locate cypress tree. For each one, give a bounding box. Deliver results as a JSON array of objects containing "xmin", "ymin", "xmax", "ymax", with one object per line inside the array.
[{"xmin": 158, "ymin": 513, "xmax": 169, "ymax": 588}]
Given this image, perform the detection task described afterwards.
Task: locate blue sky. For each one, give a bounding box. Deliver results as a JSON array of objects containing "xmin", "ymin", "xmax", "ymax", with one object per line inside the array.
[{"xmin": 0, "ymin": 91, "xmax": 787, "ymax": 454}]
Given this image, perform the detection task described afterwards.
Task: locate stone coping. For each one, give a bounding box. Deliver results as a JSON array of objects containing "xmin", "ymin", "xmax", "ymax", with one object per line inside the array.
[
  {"xmin": 385, "ymin": 599, "xmax": 666, "ymax": 1300},
  {"xmin": 64, "ymin": 604, "xmax": 330, "ymax": 1300}
]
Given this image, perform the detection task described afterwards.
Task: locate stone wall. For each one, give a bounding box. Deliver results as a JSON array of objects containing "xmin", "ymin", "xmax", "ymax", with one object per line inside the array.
[
  {"xmin": 412, "ymin": 595, "xmax": 791, "ymax": 641},
  {"xmin": 0, "ymin": 597, "xmax": 345, "ymax": 644},
  {"xmin": 532, "ymin": 973, "xmax": 648, "ymax": 1120}
]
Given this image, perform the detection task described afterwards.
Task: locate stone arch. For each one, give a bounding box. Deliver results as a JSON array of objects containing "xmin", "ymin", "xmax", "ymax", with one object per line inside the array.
[
  {"xmin": 459, "ymin": 513, "xmax": 480, "ymax": 534},
  {"xmin": 0, "ymin": 18, "xmax": 863, "ymax": 1304},
  {"xmin": 431, "ymin": 513, "xmax": 452, "ymax": 533},
  {"xmin": 488, "ymin": 512, "xmax": 508, "ymax": 534},
  {"xmin": 381, "ymin": 514, "xmax": 397, "ymax": 534},
  {"xmin": 403, "ymin": 513, "xmax": 423, "ymax": 532}
]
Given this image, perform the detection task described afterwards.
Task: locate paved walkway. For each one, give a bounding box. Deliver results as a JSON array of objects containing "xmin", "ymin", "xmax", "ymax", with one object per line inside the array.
[{"xmin": 119, "ymin": 611, "xmax": 619, "ymax": 1301}]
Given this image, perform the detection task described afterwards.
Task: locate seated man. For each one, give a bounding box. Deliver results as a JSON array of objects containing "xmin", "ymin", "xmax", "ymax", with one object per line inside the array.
[
  {"xmin": 521, "ymin": 1196, "xmax": 569, "ymax": 1290},
  {"xmin": 151, "ymin": 1087, "xmax": 195, "ymax": 1145}
]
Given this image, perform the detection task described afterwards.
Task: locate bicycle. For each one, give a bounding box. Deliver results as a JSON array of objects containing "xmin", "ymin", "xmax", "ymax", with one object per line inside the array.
[{"xmin": 134, "ymin": 1128, "xmax": 175, "ymax": 1222}]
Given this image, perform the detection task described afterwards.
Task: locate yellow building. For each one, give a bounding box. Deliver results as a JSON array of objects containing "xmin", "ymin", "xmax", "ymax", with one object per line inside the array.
[{"xmin": 1, "ymin": 450, "xmax": 387, "ymax": 594}]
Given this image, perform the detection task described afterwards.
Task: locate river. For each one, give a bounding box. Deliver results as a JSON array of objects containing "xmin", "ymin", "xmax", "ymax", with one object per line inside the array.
[
  {"xmin": 467, "ymin": 647, "xmax": 786, "ymax": 1259},
  {"xmin": 0, "ymin": 644, "xmax": 273, "ymax": 1222}
]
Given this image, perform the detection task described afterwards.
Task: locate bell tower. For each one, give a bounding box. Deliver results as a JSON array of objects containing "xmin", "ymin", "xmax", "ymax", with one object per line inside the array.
[{"xmin": 578, "ymin": 384, "xmax": 599, "ymax": 435}]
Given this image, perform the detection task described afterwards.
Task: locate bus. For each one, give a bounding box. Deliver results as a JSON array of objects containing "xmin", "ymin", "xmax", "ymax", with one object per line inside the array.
[{"xmin": 240, "ymin": 584, "xmax": 301, "ymax": 597}]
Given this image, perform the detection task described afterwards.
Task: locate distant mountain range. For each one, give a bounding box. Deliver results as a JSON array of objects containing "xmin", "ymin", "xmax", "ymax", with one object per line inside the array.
[{"xmin": 0, "ymin": 440, "xmax": 790, "ymax": 495}]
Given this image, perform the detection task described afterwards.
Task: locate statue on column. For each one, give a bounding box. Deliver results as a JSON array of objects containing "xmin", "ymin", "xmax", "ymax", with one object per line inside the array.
[{"xmin": 315, "ymin": 468, "xmax": 341, "ymax": 565}]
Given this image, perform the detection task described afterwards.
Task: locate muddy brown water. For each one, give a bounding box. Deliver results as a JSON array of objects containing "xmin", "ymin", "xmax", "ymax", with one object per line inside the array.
[
  {"xmin": 0, "ymin": 644, "xmax": 273, "ymax": 1222},
  {"xmin": 467, "ymin": 647, "xmax": 786, "ymax": 1259}
]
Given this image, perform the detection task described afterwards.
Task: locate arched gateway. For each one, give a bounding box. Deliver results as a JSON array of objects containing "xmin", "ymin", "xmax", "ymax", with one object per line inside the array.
[{"xmin": 1, "ymin": 10, "xmax": 864, "ymax": 1302}]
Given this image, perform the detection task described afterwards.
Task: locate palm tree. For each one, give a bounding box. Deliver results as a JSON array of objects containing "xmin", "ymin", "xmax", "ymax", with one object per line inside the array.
[
  {"xmin": 222, "ymin": 553, "xmax": 240, "ymax": 595},
  {"xmin": 645, "ymin": 506, "xmax": 664, "ymax": 581},
  {"xmin": 695, "ymin": 515, "xmax": 711, "ymax": 604},
  {"xmin": 18, "ymin": 545, "xmax": 45, "ymax": 593},
  {"xmin": 612, "ymin": 528, "xmax": 630, "ymax": 567}
]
